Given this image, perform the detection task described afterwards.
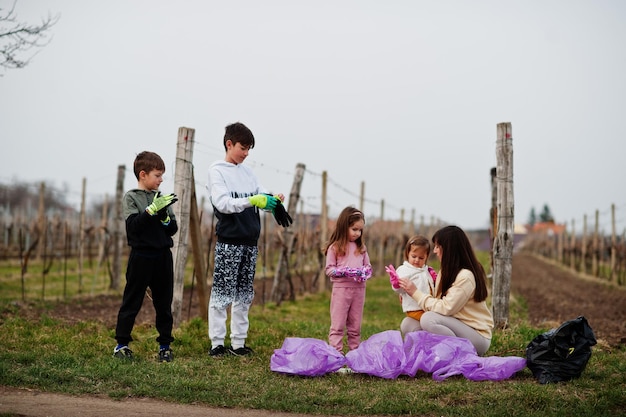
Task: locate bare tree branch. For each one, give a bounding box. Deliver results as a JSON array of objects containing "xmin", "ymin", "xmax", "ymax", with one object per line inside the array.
[{"xmin": 0, "ymin": 0, "xmax": 60, "ymax": 73}]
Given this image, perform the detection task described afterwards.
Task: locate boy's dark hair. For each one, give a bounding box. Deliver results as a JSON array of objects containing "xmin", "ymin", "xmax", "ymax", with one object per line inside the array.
[
  {"xmin": 224, "ymin": 122, "xmax": 255, "ymax": 150},
  {"xmin": 133, "ymin": 151, "xmax": 166, "ymax": 180}
]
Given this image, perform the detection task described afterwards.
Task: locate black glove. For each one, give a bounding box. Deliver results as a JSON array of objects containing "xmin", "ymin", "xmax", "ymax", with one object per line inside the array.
[
  {"xmin": 272, "ymin": 201, "xmax": 293, "ymax": 227},
  {"xmin": 157, "ymin": 207, "xmax": 169, "ymax": 221}
]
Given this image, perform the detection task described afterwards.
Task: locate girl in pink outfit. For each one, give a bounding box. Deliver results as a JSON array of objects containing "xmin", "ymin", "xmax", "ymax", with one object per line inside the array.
[{"xmin": 324, "ymin": 206, "xmax": 372, "ymax": 352}]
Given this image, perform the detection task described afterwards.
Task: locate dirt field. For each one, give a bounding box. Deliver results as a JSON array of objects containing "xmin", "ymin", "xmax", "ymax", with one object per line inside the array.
[
  {"xmin": 509, "ymin": 253, "xmax": 626, "ymax": 348},
  {"xmin": 2, "ymin": 253, "xmax": 625, "ymax": 417}
]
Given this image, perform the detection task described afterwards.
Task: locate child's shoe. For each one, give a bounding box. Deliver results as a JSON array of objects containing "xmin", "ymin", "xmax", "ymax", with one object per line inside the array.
[
  {"xmin": 209, "ymin": 345, "xmax": 227, "ymax": 357},
  {"xmin": 158, "ymin": 348, "xmax": 173, "ymax": 363},
  {"xmin": 228, "ymin": 346, "xmax": 254, "ymax": 356},
  {"xmin": 113, "ymin": 345, "xmax": 133, "ymax": 360}
]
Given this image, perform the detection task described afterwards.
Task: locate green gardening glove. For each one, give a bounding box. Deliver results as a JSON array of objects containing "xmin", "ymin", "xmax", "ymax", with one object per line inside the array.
[
  {"xmin": 146, "ymin": 192, "xmax": 178, "ymax": 216},
  {"xmin": 248, "ymin": 194, "xmax": 279, "ymax": 211}
]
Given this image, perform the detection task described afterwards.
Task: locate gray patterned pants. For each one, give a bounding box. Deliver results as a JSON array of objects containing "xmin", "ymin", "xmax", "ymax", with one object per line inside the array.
[{"xmin": 208, "ymin": 242, "xmax": 258, "ymax": 348}]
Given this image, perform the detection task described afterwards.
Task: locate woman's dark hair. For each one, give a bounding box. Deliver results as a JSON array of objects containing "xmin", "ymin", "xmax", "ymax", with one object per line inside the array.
[{"xmin": 432, "ymin": 225, "xmax": 488, "ymax": 302}]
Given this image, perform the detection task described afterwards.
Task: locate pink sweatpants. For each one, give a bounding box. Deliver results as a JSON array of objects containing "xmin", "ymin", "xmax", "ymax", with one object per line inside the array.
[{"xmin": 329, "ymin": 285, "xmax": 366, "ymax": 352}]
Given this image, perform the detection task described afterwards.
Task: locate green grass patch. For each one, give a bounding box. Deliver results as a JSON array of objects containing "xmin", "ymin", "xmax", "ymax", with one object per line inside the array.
[{"xmin": 1, "ymin": 270, "xmax": 625, "ymax": 416}]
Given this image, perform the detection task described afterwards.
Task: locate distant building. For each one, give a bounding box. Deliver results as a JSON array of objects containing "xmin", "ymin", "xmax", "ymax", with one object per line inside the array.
[{"xmin": 529, "ymin": 222, "xmax": 566, "ymax": 236}]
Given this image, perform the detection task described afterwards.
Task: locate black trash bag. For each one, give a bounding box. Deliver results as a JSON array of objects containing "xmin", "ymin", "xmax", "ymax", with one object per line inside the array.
[{"xmin": 526, "ymin": 316, "xmax": 597, "ymax": 384}]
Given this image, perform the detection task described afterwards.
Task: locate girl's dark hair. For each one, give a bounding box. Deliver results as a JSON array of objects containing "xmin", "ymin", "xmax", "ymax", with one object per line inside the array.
[
  {"xmin": 133, "ymin": 151, "xmax": 165, "ymax": 180},
  {"xmin": 432, "ymin": 225, "xmax": 488, "ymax": 302},
  {"xmin": 324, "ymin": 206, "xmax": 366, "ymax": 257}
]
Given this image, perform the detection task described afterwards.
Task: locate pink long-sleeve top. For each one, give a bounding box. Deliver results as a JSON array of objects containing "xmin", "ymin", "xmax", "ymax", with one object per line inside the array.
[{"xmin": 325, "ymin": 242, "xmax": 371, "ymax": 288}]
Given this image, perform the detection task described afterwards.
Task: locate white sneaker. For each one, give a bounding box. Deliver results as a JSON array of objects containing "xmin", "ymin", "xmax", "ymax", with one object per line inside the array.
[{"xmin": 336, "ymin": 366, "xmax": 353, "ymax": 374}]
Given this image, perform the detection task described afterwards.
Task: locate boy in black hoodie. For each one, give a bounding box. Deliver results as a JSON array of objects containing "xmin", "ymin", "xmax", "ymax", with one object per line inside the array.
[{"xmin": 113, "ymin": 151, "xmax": 178, "ymax": 362}]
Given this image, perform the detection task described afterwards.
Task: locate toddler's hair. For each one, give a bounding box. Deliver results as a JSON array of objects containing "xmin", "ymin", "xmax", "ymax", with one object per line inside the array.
[{"xmin": 404, "ymin": 235, "xmax": 431, "ymax": 261}]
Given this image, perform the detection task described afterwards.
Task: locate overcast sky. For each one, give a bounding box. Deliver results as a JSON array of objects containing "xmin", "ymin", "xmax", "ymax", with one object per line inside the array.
[{"xmin": 2, "ymin": 0, "xmax": 625, "ymax": 232}]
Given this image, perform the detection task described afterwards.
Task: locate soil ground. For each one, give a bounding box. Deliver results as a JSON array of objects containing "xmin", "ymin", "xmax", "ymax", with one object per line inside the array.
[{"xmin": 2, "ymin": 253, "xmax": 625, "ymax": 417}]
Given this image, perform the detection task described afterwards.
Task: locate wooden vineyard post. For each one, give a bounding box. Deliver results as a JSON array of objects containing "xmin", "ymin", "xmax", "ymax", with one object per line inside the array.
[
  {"xmin": 270, "ymin": 163, "xmax": 305, "ymax": 304},
  {"xmin": 171, "ymin": 127, "xmax": 195, "ymax": 327},
  {"xmin": 581, "ymin": 215, "xmax": 588, "ymax": 274},
  {"xmin": 377, "ymin": 199, "xmax": 385, "ymax": 275},
  {"xmin": 36, "ymin": 182, "xmax": 45, "ymax": 261},
  {"xmin": 359, "ymin": 181, "xmax": 365, "ymax": 213},
  {"xmin": 490, "ymin": 167, "xmax": 497, "ymax": 275},
  {"xmin": 492, "ymin": 122, "xmax": 514, "ymax": 329},
  {"xmin": 111, "ymin": 165, "xmax": 125, "ymax": 290},
  {"xmin": 92, "ymin": 195, "xmax": 108, "ymax": 295},
  {"xmin": 610, "ymin": 204, "xmax": 617, "ymax": 283},
  {"xmin": 78, "ymin": 177, "xmax": 86, "ymax": 294},
  {"xmin": 570, "ymin": 219, "xmax": 576, "ymax": 271},
  {"xmin": 317, "ymin": 171, "xmax": 328, "ymax": 293},
  {"xmin": 188, "ymin": 171, "xmax": 208, "ymax": 321},
  {"xmin": 592, "ymin": 210, "xmax": 599, "ymax": 277}
]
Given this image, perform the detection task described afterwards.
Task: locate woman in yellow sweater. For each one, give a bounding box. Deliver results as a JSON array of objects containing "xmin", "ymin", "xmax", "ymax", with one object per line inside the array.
[{"xmin": 398, "ymin": 225, "xmax": 494, "ymax": 355}]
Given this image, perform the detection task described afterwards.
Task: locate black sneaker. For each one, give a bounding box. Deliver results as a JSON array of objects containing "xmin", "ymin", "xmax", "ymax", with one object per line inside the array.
[
  {"xmin": 113, "ymin": 346, "xmax": 133, "ymax": 360},
  {"xmin": 228, "ymin": 346, "xmax": 254, "ymax": 356},
  {"xmin": 209, "ymin": 345, "xmax": 227, "ymax": 357},
  {"xmin": 158, "ymin": 348, "xmax": 173, "ymax": 363}
]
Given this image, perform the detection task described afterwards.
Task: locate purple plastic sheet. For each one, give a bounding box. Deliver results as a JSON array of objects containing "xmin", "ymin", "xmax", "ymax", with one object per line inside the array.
[
  {"xmin": 345, "ymin": 330, "xmax": 405, "ymax": 379},
  {"xmin": 433, "ymin": 355, "xmax": 528, "ymax": 381},
  {"xmin": 402, "ymin": 331, "xmax": 477, "ymax": 376},
  {"xmin": 270, "ymin": 331, "xmax": 527, "ymax": 381},
  {"xmin": 403, "ymin": 331, "xmax": 526, "ymax": 381},
  {"xmin": 270, "ymin": 337, "xmax": 346, "ymax": 376}
]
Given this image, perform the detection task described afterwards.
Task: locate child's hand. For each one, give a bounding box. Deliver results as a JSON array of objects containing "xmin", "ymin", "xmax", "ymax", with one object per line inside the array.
[
  {"xmin": 146, "ymin": 192, "xmax": 178, "ymax": 216},
  {"xmin": 385, "ymin": 264, "xmax": 400, "ymax": 289},
  {"xmin": 249, "ymin": 194, "xmax": 279, "ymax": 211},
  {"xmin": 352, "ymin": 265, "xmax": 372, "ymax": 283},
  {"xmin": 331, "ymin": 267, "xmax": 347, "ymax": 277},
  {"xmin": 333, "ymin": 266, "xmax": 372, "ymax": 282}
]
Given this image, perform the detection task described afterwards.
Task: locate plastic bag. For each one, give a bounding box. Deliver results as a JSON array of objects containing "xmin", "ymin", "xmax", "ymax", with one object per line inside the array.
[
  {"xmin": 346, "ymin": 330, "xmax": 406, "ymax": 379},
  {"xmin": 270, "ymin": 331, "xmax": 527, "ymax": 381},
  {"xmin": 526, "ymin": 316, "xmax": 597, "ymax": 384},
  {"xmin": 403, "ymin": 331, "xmax": 526, "ymax": 381},
  {"xmin": 433, "ymin": 354, "xmax": 528, "ymax": 381},
  {"xmin": 402, "ymin": 331, "xmax": 476, "ymax": 377},
  {"xmin": 270, "ymin": 337, "xmax": 346, "ymax": 376}
]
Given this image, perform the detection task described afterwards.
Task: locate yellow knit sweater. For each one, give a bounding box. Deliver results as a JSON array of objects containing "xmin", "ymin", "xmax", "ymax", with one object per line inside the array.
[{"xmin": 411, "ymin": 268, "xmax": 494, "ymax": 339}]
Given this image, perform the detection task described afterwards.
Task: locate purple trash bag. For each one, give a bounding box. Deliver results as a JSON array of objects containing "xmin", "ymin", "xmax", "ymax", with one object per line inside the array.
[
  {"xmin": 433, "ymin": 355, "xmax": 528, "ymax": 381},
  {"xmin": 402, "ymin": 331, "xmax": 477, "ymax": 377},
  {"xmin": 346, "ymin": 330, "xmax": 405, "ymax": 379},
  {"xmin": 270, "ymin": 337, "xmax": 346, "ymax": 376},
  {"xmin": 403, "ymin": 331, "xmax": 527, "ymax": 381}
]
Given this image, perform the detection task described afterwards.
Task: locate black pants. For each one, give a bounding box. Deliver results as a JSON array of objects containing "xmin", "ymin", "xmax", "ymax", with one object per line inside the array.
[{"xmin": 115, "ymin": 249, "xmax": 174, "ymax": 346}]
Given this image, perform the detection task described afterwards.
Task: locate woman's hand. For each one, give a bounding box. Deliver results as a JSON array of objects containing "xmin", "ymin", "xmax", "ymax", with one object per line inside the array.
[{"xmin": 398, "ymin": 277, "xmax": 417, "ymax": 296}]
